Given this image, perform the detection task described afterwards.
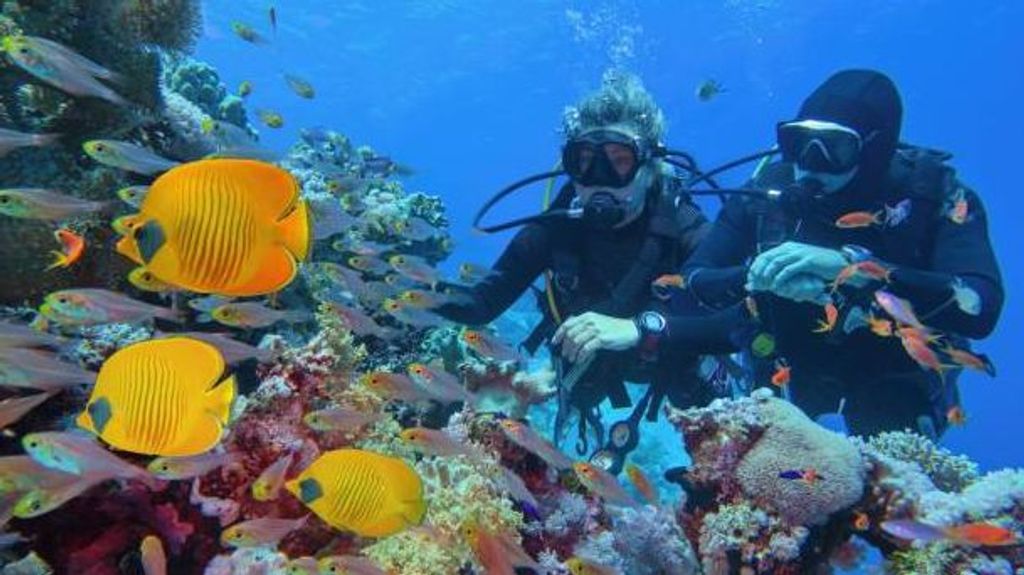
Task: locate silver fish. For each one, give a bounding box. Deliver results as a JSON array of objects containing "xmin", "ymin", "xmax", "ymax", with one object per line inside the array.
[
  {"xmin": 0, "ymin": 348, "xmax": 95, "ymax": 390},
  {"xmin": 0, "ymin": 391, "xmax": 56, "ymax": 428},
  {"xmin": 0, "ymin": 128, "xmax": 59, "ymax": 157},
  {"xmin": 0, "ymin": 36, "xmax": 126, "ymax": 105},
  {"xmin": 0, "ymin": 321, "xmax": 62, "ymax": 349},
  {"xmin": 84, "ymin": 140, "xmax": 179, "ymax": 175},
  {"xmin": 0, "ymin": 188, "xmax": 105, "ymax": 220}
]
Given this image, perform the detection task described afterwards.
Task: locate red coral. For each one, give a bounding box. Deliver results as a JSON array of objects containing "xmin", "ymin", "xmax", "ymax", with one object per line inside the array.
[{"xmin": 13, "ymin": 481, "xmax": 220, "ymax": 575}]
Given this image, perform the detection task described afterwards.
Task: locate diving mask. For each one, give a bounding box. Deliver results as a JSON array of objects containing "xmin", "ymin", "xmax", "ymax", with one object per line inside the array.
[
  {"xmin": 562, "ymin": 128, "xmax": 652, "ymax": 188},
  {"xmin": 777, "ymin": 120, "xmax": 868, "ymax": 175}
]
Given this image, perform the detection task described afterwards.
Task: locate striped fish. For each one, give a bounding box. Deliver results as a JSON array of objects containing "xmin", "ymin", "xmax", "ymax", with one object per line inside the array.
[
  {"xmin": 75, "ymin": 337, "xmax": 235, "ymax": 456},
  {"xmin": 285, "ymin": 448, "xmax": 425, "ymax": 538},
  {"xmin": 115, "ymin": 159, "xmax": 311, "ymax": 297}
]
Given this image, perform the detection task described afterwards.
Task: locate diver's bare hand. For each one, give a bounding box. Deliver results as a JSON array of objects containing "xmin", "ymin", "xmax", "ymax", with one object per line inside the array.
[{"xmin": 552, "ymin": 311, "xmax": 640, "ymax": 364}]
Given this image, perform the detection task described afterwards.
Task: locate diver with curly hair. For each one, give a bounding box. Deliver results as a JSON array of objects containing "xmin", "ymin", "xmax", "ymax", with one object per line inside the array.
[{"xmin": 436, "ymin": 72, "xmax": 712, "ymax": 474}]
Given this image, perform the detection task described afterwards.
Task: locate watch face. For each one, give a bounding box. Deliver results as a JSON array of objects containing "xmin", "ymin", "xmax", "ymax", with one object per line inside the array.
[{"xmin": 641, "ymin": 311, "xmax": 666, "ymax": 332}]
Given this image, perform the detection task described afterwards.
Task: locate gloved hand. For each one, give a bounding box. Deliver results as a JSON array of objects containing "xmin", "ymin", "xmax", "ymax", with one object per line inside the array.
[
  {"xmin": 552, "ymin": 311, "xmax": 640, "ymax": 364},
  {"xmin": 748, "ymin": 273, "xmax": 830, "ymax": 304},
  {"xmin": 748, "ymin": 241, "xmax": 848, "ymax": 288}
]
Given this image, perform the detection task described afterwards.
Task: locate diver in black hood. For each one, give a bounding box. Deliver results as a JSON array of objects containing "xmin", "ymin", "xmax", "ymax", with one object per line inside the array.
[
  {"xmin": 560, "ymin": 69, "xmax": 1004, "ymax": 437},
  {"xmin": 436, "ymin": 72, "xmax": 712, "ymax": 472}
]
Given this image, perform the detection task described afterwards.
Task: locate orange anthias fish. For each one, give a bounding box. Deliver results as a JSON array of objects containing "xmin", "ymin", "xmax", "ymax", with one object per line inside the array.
[
  {"xmin": 771, "ymin": 360, "xmax": 791, "ymax": 388},
  {"xmin": 897, "ymin": 330, "xmax": 950, "ymax": 375},
  {"xmin": 835, "ymin": 210, "xmax": 884, "ymax": 229},
  {"xmin": 944, "ymin": 522, "xmax": 1020, "ymax": 547},
  {"xmin": 573, "ymin": 462, "xmax": 639, "ymax": 507},
  {"xmin": 399, "ymin": 427, "xmax": 474, "ymax": 458},
  {"xmin": 115, "ymin": 159, "xmax": 311, "ymax": 297},
  {"xmin": 651, "ymin": 274, "xmax": 685, "ymax": 300},
  {"xmin": 359, "ymin": 372, "xmax": 435, "ymax": 404},
  {"xmin": 852, "ymin": 511, "xmax": 870, "ymax": 531},
  {"xmin": 461, "ymin": 329, "xmax": 519, "ymax": 362},
  {"xmin": 946, "ymin": 405, "xmax": 968, "ymax": 427},
  {"xmin": 942, "ymin": 345, "xmax": 996, "ymax": 377},
  {"xmin": 625, "ymin": 463, "xmax": 659, "ymax": 505},
  {"xmin": 831, "ymin": 260, "xmax": 891, "ymax": 292},
  {"xmin": 813, "ymin": 302, "xmax": 839, "ymax": 333},
  {"xmin": 462, "ymin": 521, "xmax": 541, "ymax": 575},
  {"xmin": 498, "ymin": 419, "xmax": 573, "ymax": 470},
  {"xmin": 867, "ymin": 314, "xmax": 894, "ymax": 337},
  {"xmin": 47, "ymin": 229, "xmax": 85, "ymax": 271},
  {"xmin": 406, "ymin": 362, "xmax": 476, "ymax": 405}
]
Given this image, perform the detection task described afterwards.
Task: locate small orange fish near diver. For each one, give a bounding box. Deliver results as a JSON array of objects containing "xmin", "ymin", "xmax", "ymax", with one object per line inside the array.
[
  {"xmin": 944, "ymin": 522, "xmax": 1020, "ymax": 547},
  {"xmin": 651, "ymin": 274, "xmax": 685, "ymax": 300},
  {"xmin": 941, "ymin": 344, "xmax": 996, "ymax": 377},
  {"xmin": 852, "ymin": 511, "xmax": 870, "ymax": 531},
  {"xmin": 946, "ymin": 405, "xmax": 967, "ymax": 427},
  {"xmin": 813, "ymin": 302, "xmax": 839, "ymax": 333},
  {"xmin": 831, "ymin": 260, "xmax": 891, "ymax": 292},
  {"xmin": 625, "ymin": 463, "xmax": 659, "ymax": 505},
  {"xmin": 47, "ymin": 228, "xmax": 84, "ymax": 270},
  {"xmin": 867, "ymin": 314, "xmax": 894, "ymax": 337},
  {"xmin": 835, "ymin": 210, "xmax": 884, "ymax": 229},
  {"xmin": 771, "ymin": 359, "xmax": 791, "ymax": 388},
  {"xmin": 779, "ymin": 468, "xmax": 824, "ymax": 485}
]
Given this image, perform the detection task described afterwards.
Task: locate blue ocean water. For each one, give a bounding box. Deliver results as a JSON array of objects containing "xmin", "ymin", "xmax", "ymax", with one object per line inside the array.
[{"xmin": 196, "ymin": 0, "xmax": 1022, "ymax": 470}]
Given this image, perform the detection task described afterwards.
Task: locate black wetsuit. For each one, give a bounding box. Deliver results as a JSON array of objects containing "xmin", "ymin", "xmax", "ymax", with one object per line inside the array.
[
  {"xmin": 437, "ymin": 176, "xmax": 710, "ymax": 411},
  {"xmin": 664, "ymin": 70, "xmax": 1004, "ymax": 436}
]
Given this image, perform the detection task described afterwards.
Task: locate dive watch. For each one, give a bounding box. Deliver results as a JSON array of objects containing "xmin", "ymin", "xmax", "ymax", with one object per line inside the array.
[{"xmin": 634, "ymin": 310, "xmax": 667, "ymax": 362}]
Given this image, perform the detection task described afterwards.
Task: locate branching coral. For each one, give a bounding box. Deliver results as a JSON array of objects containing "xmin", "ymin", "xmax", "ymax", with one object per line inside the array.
[
  {"xmin": 865, "ymin": 430, "xmax": 979, "ymax": 493},
  {"xmin": 362, "ymin": 453, "xmax": 525, "ymax": 574}
]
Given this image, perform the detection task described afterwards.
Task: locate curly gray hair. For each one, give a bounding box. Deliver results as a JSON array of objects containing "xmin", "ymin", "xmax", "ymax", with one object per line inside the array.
[{"xmin": 562, "ymin": 70, "xmax": 666, "ymax": 145}]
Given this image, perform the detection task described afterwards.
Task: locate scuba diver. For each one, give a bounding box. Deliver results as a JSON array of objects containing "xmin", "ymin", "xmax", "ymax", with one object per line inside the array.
[
  {"xmin": 436, "ymin": 72, "xmax": 713, "ymax": 474},
  {"xmin": 558, "ymin": 69, "xmax": 1004, "ymax": 438}
]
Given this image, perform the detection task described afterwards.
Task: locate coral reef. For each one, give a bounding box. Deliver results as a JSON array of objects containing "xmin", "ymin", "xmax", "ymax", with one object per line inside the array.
[
  {"xmin": 0, "ymin": 2, "xmax": 210, "ymax": 304},
  {"xmin": 161, "ymin": 55, "xmax": 248, "ymax": 129},
  {"xmin": 865, "ymin": 430, "xmax": 979, "ymax": 492}
]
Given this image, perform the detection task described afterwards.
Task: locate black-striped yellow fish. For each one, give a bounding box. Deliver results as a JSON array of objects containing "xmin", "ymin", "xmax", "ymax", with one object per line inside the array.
[
  {"xmin": 115, "ymin": 159, "xmax": 311, "ymax": 297},
  {"xmin": 285, "ymin": 448, "xmax": 425, "ymax": 537},
  {"xmin": 75, "ymin": 337, "xmax": 235, "ymax": 456}
]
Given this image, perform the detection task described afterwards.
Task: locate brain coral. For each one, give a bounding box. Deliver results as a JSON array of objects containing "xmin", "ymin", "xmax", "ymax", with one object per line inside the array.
[{"xmin": 736, "ymin": 398, "xmax": 865, "ymax": 526}]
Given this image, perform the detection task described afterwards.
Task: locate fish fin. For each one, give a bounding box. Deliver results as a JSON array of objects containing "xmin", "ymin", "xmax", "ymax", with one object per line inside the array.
[
  {"xmin": 115, "ymin": 235, "xmax": 143, "ymax": 265},
  {"xmin": 812, "ymin": 321, "xmax": 830, "ymax": 333},
  {"xmin": 278, "ymin": 200, "xmax": 311, "ymax": 261},
  {"xmin": 83, "ymin": 397, "xmax": 112, "ymax": 434},
  {"xmin": 136, "ymin": 220, "xmax": 166, "ymax": 263},
  {"xmin": 75, "ymin": 404, "xmax": 98, "ymax": 434},
  {"xmin": 205, "ymin": 375, "xmax": 236, "ymax": 426},
  {"xmin": 45, "ymin": 251, "xmax": 67, "ymax": 271},
  {"xmin": 224, "ymin": 248, "xmax": 298, "ymax": 297}
]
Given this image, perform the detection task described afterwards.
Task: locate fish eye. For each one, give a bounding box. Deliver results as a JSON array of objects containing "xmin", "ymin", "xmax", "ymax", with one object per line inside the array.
[
  {"xmin": 57, "ymin": 297, "xmax": 68, "ymax": 304},
  {"xmin": 26, "ymin": 440, "xmax": 37, "ymax": 448},
  {"xmin": 0, "ymin": 196, "xmax": 9, "ymax": 204}
]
